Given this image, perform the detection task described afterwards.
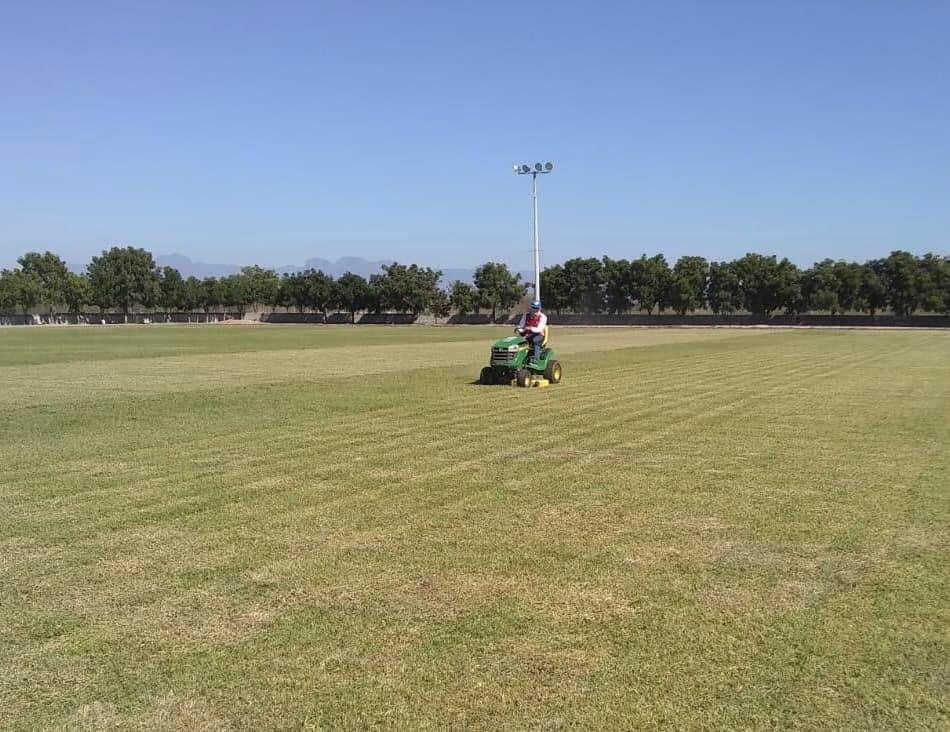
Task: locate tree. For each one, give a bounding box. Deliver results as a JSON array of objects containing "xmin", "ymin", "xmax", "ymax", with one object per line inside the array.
[
  {"xmin": 805, "ymin": 259, "xmax": 841, "ymax": 314},
  {"xmin": 449, "ymin": 280, "xmax": 479, "ymax": 315},
  {"xmin": 221, "ymin": 274, "xmax": 250, "ymax": 317},
  {"xmin": 334, "ymin": 272, "xmax": 372, "ymax": 323},
  {"xmin": 733, "ymin": 253, "xmax": 800, "ymax": 316},
  {"xmin": 668, "ymin": 256, "xmax": 708, "ymax": 315},
  {"xmin": 917, "ymin": 254, "xmax": 950, "ymax": 315},
  {"xmin": 371, "ymin": 262, "xmax": 442, "ymax": 314},
  {"xmin": 602, "ymin": 257, "xmax": 631, "ymax": 313},
  {"xmin": 18, "ymin": 251, "xmax": 71, "ymax": 316},
  {"xmin": 87, "ymin": 246, "xmax": 161, "ymax": 320},
  {"xmin": 239, "ymin": 265, "xmax": 280, "ymax": 311},
  {"xmin": 158, "ymin": 266, "xmax": 186, "ymax": 311},
  {"xmin": 181, "ymin": 277, "xmax": 205, "ymax": 312},
  {"xmin": 12, "ymin": 270, "xmax": 43, "ymax": 315},
  {"xmin": 302, "ymin": 269, "xmax": 335, "ymax": 315},
  {"xmin": 62, "ymin": 273, "xmax": 91, "ymax": 315},
  {"xmin": 834, "ymin": 261, "xmax": 864, "ymax": 313},
  {"xmin": 279, "ymin": 272, "xmax": 309, "ymax": 312},
  {"xmin": 201, "ymin": 277, "xmax": 224, "ymax": 312},
  {"xmin": 0, "ymin": 270, "xmax": 20, "ymax": 312},
  {"xmin": 430, "ymin": 289, "xmax": 451, "ymax": 321},
  {"xmin": 880, "ymin": 250, "xmax": 921, "ymax": 317},
  {"xmin": 777, "ymin": 259, "xmax": 805, "ymax": 315},
  {"xmin": 629, "ymin": 254, "xmax": 671, "ymax": 315},
  {"xmin": 540, "ymin": 264, "xmax": 570, "ymax": 315},
  {"xmin": 473, "ymin": 262, "xmax": 525, "ymax": 321},
  {"xmin": 562, "ymin": 257, "xmax": 604, "ymax": 313},
  {"xmin": 859, "ymin": 262, "xmax": 887, "ymax": 317},
  {"xmin": 707, "ymin": 261, "xmax": 742, "ymax": 314}
]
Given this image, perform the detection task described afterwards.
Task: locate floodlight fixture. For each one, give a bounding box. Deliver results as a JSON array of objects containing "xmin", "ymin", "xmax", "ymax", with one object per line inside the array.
[{"xmin": 513, "ymin": 162, "xmax": 554, "ymax": 176}]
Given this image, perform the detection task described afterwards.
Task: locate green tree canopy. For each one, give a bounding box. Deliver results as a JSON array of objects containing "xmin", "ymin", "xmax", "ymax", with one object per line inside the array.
[
  {"xmin": 279, "ymin": 272, "xmax": 309, "ymax": 312},
  {"xmin": 733, "ymin": 253, "xmax": 801, "ymax": 316},
  {"xmin": 181, "ymin": 276, "xmax": 205, "ymax": 312},
  {"xmin": 916, "ymin": 254, "xmax": 949, "ymax": 315},
  {"xmin": 201, "ymin": 277, "xmax": 224, "ymax": 312},
  {"xmin": 302, "ymin": 269, "xmax": 335, "ymax": 314},
  {"xmin": 629, "ymin": 254, "xmax": 671, "ymax": 315},
  {"xmin": 449, "ymin": 280, "xmax": 479, "ymax": 315},
  {"xmin": 159, "ymin": 266, "xmax": 186, "ymax": 311},
  {"xmin": 334, "ymin": 272, "xmax": 373, "ymax": 322},
  {"xmin": 372, "ymin": 263, "xmax": 442, "ymax": 315},
  {"xmin": 707, "ymin": 261, "xmax": 742, "ymax": 314},
  {"xmin": 668, "ymin": 256, "xmax": 709, "ymax": 315},
  {"xmin": 221, "ymin": 274, "xmax": 250, "ymax": 316},
  {"xmin": 473, "ymin": 262, "xmax": 525, "ymax": 320},
  {"xmin": 602, "ymin": 257, "xmax": 631, "ymax": 313},
  {"xmin": 0, "ymin": 270, "xmax": 15, "ymax": 312},
  {"xmin": 860, "ymin": 262, "xmax": 888, "ymax": 317},
  {"xmin": 805, "ymin": 259, "xmax": 841, "ymax": 314},
  {"xmin": 87, "ymin": 246, "xmax": 160, "ymax": 318},
  {"xmin": 18, "ymin": 251, "xmax": 71, "ymax": 316},
  {"xmin": 540, "ymin": 264, "xmax": 570, "ymax": 315},
  {"xmin": 562, "ymin": 257, "xmax": 604, "ymax": 313},
  {"xmin": 239, "ymin": 265, "xmax": 280, "ymax": 311},
  {"xmin": 62, "ymin": 273, "xmax": 91, "ymax": 315}
]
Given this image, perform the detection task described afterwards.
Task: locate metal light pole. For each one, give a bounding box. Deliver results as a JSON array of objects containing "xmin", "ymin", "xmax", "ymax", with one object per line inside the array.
[{"xmin": 513, "ymin": 162, "xmax": 554, "ymax": 302}]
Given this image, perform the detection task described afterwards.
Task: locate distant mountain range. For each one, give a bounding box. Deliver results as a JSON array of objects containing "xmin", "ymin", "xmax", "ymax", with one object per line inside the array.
[
  {"xmin": 153, "ymin": 254, "xmax": 533, "ymax": 287},
  {"xmin": 1, "ymin": 252, "xmax": 533, "ymax": 287}
]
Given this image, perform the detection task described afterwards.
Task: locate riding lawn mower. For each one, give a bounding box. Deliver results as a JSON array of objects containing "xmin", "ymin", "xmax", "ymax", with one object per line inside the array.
[{"xmin": 479, "ymin": 328, "xmax": 562, "ymax": 388}]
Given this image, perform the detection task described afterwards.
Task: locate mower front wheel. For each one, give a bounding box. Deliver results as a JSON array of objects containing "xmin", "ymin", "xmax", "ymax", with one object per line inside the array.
[
  {"xmin": 479, "ymin": 366, "xmax": 495, "ymax": 385},
  {"xmin": 516, "ymin": 369, "xmax": 531, "ymax": 388}
]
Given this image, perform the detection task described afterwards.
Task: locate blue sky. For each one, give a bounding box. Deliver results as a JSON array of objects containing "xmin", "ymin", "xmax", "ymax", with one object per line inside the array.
[{"xmin": 2, "ymin": 1, "xmax": 948, "ymax": 272}]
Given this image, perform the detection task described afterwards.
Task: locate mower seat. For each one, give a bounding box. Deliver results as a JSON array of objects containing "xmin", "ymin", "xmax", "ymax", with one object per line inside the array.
[{"xmin": 541, "ymin": 326, "xmax": 549, "ymax": 348}]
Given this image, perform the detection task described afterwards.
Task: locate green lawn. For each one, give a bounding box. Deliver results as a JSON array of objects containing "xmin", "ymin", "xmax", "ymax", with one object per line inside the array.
[{"xmin": 1, "ymin": 325, "xmax": 947, "ymax": 729}]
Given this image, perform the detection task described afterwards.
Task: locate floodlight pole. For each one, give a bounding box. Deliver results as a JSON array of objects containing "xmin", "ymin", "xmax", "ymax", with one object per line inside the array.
[
  {"xmin": 532, "ymin": 172, "xmax": 541, "ymax": 302},
  {"xmin": 514, "ymin": 162, "xmax": 553, "ymax": 301}
]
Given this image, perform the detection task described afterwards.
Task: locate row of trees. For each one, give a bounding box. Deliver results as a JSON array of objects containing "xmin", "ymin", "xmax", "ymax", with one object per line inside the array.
[
  {"xmin": 0, "ymin": 248, "xmax": 450, "ymax": 321},
  {"xmin": 1, "ymin": 246, "xmax": 948, "ymax": 318},
  {"xmin": 537, "ymin": 251, "xmax": 949, "ymax": 316}
]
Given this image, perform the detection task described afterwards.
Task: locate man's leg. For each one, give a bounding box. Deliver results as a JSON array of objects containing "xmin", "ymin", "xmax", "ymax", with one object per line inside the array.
[{"xmin": 531, "ymin": 334, "xmax": 541, "ymax": 363}]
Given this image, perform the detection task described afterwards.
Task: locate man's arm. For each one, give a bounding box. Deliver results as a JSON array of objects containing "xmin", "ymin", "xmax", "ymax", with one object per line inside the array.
[{"xmin": 515, "ymin": 313, "xmax": 526, "ymax": 332}]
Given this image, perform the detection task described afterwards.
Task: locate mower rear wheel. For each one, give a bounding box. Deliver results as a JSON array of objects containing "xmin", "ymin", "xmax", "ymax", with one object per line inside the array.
[
  {"xmin": 545, "ymin": 360, "xmax": 562, "ymax": 384},
  {"xmin": 479, "ymin": 366, "xmax": 495, "ymax": 385},
  {"xmin": 516, "ymin": 369, "xmax": 531, "ymax": 387}
]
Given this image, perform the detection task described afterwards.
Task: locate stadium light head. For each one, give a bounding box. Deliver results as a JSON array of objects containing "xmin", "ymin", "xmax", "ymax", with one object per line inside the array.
[{"xmin": 513, "ymin": 161, "xmax": 554, "ymax": 175}]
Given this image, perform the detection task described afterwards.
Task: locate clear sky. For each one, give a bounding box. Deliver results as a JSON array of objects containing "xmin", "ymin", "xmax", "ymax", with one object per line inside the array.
[{"xmin": 2, "ymin": 1, "xmax": 948, "ymax": 272}]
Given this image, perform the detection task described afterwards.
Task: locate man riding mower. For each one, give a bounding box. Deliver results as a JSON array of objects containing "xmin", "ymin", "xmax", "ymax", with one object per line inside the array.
[{"xmin": 479, "ymin": 300, "xmax": 563, "ymax": 387}]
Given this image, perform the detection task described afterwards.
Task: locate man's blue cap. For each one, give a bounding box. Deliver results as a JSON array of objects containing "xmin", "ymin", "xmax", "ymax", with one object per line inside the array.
[{"xmin": 530, "ymin": 300, "xmax": 542, "ymax": 309}]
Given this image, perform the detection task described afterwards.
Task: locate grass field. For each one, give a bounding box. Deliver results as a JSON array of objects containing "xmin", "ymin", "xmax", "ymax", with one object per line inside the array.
[{"xmin": 1, "ymin": 324, "xmax": 948, "ymax": 729}]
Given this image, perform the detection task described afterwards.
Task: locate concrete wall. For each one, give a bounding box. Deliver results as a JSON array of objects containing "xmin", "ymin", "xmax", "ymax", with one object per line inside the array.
[
  {"xmin": 0, "ymin": 312, "xmax": 239, "ymax": 326},
  {"xmin": 3, "ymin": 311, "xmax": 947, "ymax": 327},
  {"xmin": 542, "ymin": 313, "xmax": 950, "ymax": 327}
]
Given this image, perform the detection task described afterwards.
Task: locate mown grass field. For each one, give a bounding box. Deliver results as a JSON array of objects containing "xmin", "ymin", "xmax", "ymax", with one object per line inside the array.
[{"xmin": 1, "ymin": 324, "xmax": 947, "ymax": 729}]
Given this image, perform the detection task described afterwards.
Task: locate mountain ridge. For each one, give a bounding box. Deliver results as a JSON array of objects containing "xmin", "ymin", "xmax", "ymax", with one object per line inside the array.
[{"xmin": 154, "ymin": 254, "xmax": 533, "ymax": 286}]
